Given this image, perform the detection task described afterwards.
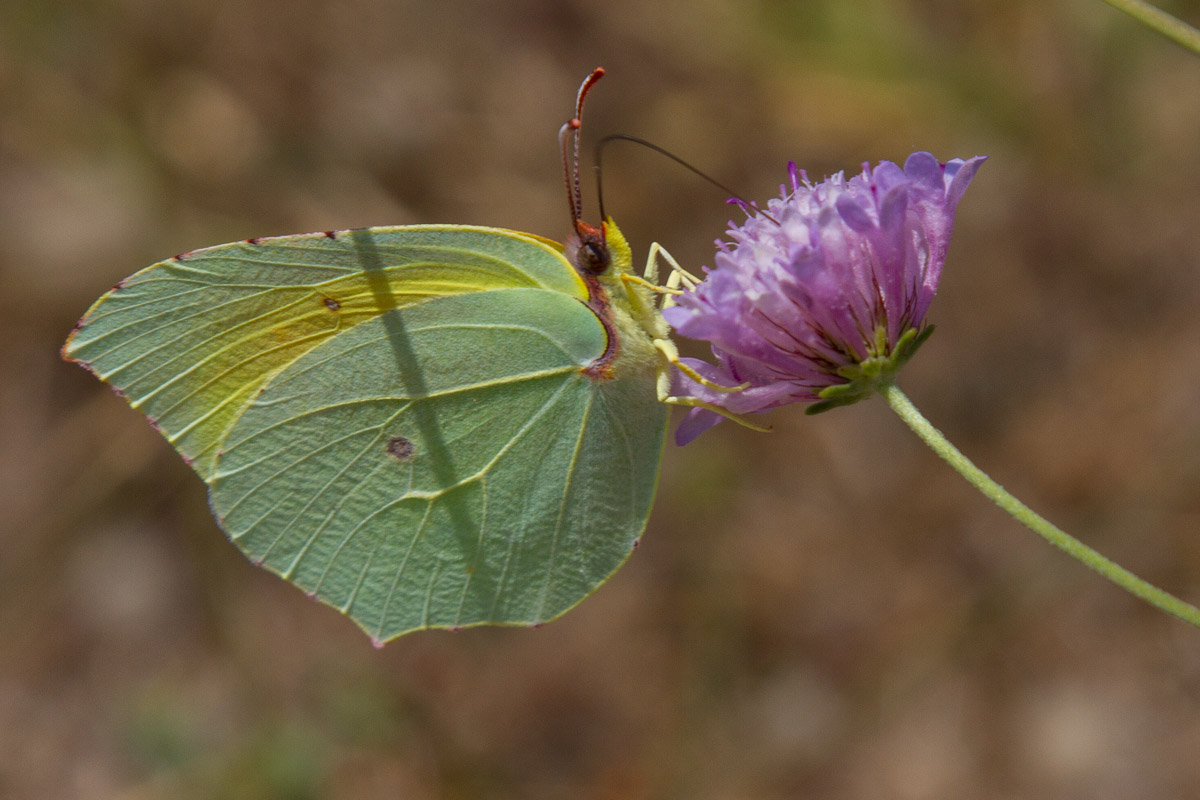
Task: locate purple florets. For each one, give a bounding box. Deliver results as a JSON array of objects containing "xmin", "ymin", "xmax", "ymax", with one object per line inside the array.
[{"xmin": 664, "ymin": 151, "xmax": 986, "ymax": 445}]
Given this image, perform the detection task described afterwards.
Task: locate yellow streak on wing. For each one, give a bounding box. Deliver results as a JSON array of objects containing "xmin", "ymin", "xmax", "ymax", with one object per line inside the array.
[{"xmin": 65, "ymin": 227, "xmax": 585, "ymax": 481}]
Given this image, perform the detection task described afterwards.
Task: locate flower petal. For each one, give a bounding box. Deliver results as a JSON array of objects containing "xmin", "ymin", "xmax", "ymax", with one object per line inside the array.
[{"xmin": 674, "ymin": 408, "xmax": 724, "ymax": 446}]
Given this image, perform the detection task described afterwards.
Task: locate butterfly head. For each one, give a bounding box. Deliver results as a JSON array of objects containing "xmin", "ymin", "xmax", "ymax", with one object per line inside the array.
[{"xmin": 568, "ymin": 219, "xmax": 611, "ymax": 277}]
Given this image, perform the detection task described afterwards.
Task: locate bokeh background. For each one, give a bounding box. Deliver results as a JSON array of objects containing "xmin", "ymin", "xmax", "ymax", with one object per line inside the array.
[{"xmin": 5, "ymin": 1, "xmax": 1200, "ymax": 797}]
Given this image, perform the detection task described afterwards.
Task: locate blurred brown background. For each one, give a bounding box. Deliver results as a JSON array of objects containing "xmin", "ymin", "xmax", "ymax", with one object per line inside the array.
[{"xmin": 5, "ymin": 1, "xmax": 1200, "ymax": 797}]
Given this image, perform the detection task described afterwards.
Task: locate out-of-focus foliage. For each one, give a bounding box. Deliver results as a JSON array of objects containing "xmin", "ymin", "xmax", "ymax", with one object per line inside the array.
[{"xmin": 3, "ymin": 0, "xmax": 1200, "ymax": 797}]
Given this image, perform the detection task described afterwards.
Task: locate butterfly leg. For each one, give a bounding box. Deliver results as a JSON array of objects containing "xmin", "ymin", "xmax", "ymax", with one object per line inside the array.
[
  {"xmin": 620, "ymin": 242, "xmax": 702, "ymax": 309},
  {"xmin": 621, "ymin": 271, "xmax": 680, "ymax": 298},
  {"xmin": 652, "ymin": 338, "xmax": 748, "ymax": 393},
  {"xmin": 654, "ymin": 367, "xmax": 771, "ymax": 433},
  {"xmin": 643, "ymin": 242, "xmax": 701, "ymax": 305}
]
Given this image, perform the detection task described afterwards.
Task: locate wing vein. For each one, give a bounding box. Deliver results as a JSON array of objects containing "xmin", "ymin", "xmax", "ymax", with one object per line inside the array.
[{"xmin": 536, "ymin": 389, "xmax": 595, "ymax": 621}]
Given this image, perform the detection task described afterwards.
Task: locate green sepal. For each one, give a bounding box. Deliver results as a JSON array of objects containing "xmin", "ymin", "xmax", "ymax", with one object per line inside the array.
[
  {"xmin": 805, "ymin": 399, "xmax": 842, "ymax": 415},
  {"xmin": 892, "ymin": 324, "xmax": 935, "ymax": 370},
  {"xmin": 806, "ymin": 325, "xmax": 935, "ymax": 415}
]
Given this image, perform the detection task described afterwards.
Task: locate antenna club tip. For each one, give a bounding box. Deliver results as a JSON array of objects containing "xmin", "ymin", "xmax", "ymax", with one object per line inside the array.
[{"xmin": 576, "ymin": 69, "xmax": 606, "ymax": 110}]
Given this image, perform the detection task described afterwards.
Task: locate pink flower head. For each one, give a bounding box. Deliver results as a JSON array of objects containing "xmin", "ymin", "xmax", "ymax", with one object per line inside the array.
[{"xmin": 664, "ymin": 151, "xmax": 986, "ymax": 445}]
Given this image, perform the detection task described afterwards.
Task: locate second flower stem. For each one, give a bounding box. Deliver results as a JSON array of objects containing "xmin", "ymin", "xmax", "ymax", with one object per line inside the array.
[
  {"xmin": 879, "ymin": 381, "xmax": 1200, "ymax": 629},
  {"xmin": 1100, "ymin": 0, "xmax": 1200, "ymax": 56}
]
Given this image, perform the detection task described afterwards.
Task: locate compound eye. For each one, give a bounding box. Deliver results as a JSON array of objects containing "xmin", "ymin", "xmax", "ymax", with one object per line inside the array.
[{"xmin": 579, "ymin": 240, "xmax": 611, "ymax": 275}]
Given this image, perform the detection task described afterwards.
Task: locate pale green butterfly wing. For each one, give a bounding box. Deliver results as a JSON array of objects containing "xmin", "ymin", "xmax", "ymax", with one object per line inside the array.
[{"xmin": 64, "ymin": 225, "xmax": 667, "ymax": 641}]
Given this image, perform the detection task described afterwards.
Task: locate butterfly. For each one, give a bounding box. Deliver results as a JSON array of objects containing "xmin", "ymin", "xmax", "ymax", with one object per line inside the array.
[{"xmin": 61, "ymin": 69, "xmax": 746, "ymax": 643}]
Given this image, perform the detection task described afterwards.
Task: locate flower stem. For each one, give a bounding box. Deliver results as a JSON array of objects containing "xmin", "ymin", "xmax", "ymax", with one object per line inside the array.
[
  {"xmin": 879, "ymin": 382, "xmax": 1200, "ymax": 629},
  {"xmin": 1099, "ymin": 0, "xmax": 1200, "ymax": 57}
]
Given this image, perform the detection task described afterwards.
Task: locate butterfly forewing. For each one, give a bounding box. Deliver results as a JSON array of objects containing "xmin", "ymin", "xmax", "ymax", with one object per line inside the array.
[{"xmin": 62, "ymin": 227, "xmax": 589, "ymax": 479}]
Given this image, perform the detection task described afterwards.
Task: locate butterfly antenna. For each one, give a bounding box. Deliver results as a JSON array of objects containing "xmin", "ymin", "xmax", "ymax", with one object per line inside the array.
[
  {"xmin": 595, "ymin": 133, "xmax": 780, "ymax": 225},
  {"xmin": 559, "ymin": 67, "xmax": 606, "ymax": 226}
]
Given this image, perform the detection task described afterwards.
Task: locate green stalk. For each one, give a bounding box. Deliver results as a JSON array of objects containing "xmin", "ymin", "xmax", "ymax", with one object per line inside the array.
[
  {"xmin": 879, "ymin": 382, "xmax": 1200, "ymax": 629},
  {"xmin": 1100, "ymin": 0, "xmax": 1200, "ymax": 56}
]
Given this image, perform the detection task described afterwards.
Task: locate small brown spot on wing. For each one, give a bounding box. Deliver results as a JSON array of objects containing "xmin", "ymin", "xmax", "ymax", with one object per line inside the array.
[
  {"xmin": 323, "ymin": 230, "xmax": 338, "ymax": 239},
  {"xmin": 386, "ymin": 436, "xmax": 414, "ymax": 461},
  {"xmin": 322, "ymin": 297, "xmax": 341, "ymax": 312}
]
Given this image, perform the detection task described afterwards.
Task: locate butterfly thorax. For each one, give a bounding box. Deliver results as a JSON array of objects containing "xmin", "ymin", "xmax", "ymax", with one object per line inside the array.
[{"xmin": 568, "ymin": 218, "xmax": 663, "ymax": 381}]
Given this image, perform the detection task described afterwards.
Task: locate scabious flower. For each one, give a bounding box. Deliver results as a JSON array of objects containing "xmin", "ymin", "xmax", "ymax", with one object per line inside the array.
[{"xmin": 664, "ymin": 151, "xmax": 986, "ymax": 445}]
